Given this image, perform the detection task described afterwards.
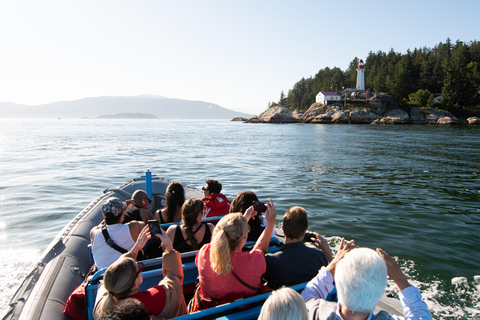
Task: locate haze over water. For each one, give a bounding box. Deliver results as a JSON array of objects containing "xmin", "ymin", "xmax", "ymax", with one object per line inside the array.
[{"xmin": 0, "ymin": 119, "xmax": 479, "ymax": 319}]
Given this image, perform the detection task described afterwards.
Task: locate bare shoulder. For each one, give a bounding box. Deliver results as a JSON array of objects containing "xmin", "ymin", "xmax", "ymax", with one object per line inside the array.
[{"xmin": 207, "ymin": 223, "xmax": 215, "ymax": 232}]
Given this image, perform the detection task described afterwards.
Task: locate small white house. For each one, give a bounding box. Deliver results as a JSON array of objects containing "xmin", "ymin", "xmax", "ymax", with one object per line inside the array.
[{"xmin": 316, "ymin": 91, "xmax": 341, "ymax": 104}]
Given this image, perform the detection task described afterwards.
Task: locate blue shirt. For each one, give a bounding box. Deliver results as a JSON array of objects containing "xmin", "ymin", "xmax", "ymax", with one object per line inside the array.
[{"xmin": 301, "ymin": 267, "xmax": 432, "ymax": 320}]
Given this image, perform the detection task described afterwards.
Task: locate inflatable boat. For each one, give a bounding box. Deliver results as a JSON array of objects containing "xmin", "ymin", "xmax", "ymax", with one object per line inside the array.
[{"xmin": 2, "ymin": 171, "xmax": 403, "ymax": 320}]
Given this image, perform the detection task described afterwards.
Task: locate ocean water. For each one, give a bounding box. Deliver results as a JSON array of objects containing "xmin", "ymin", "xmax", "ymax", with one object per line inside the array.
[{"xmin": 0, "ymin": 118, "xmax": 479, "ymax": 319}]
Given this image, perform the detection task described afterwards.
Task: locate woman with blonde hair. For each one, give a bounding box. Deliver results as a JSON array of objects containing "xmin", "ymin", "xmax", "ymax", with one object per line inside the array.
[
  {"xmin": 93, "ymin": 226, "xmax": 187, "ymax": 319},
  {"xmin": 190, "ymin": 199, "xmax": 277, "ymax": 312},
  {"xmin": 166, "ymin": 198, "xmax": 215, "ymax": 253}
]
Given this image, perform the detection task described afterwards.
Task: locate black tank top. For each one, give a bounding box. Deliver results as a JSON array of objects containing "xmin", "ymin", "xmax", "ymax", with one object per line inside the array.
[
  {"xmin": 123, "ymin": 206, "xmax": 142, "ymax": 223},
  {"xmin": 173, "ymin": 224, "xmax": 212, "ymax": 253}
]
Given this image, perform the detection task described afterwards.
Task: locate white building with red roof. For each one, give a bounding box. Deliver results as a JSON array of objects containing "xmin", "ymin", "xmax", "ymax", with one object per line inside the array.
[{"xmin": 316, "ymin": 91, "xmax": 341, "ymax": 104}]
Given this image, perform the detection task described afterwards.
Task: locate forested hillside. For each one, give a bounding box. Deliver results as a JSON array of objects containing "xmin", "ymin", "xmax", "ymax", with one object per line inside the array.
[{"xmin": 271, "ymin": 39, "xmax": 480, "ymax": 117}]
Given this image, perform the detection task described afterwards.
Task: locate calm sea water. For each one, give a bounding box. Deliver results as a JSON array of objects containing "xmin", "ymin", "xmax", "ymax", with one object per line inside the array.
[{"xmin": 0, "ymin": 119, "xmax": 479, "ymax": 319}]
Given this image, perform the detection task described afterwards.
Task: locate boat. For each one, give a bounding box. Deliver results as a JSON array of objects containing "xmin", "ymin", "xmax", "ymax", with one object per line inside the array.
[{"xmin": 2, "ymin": 171, "xmax": 403, "ymax": 320}]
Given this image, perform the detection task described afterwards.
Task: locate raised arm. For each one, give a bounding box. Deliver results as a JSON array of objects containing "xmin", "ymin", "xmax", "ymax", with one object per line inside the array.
[
  {"xmin": 252, "ymin": 199, "xmax": 277, "ymax": 254},
  {"xmin": 312, "ymin": 232, "xmax": 333, "ymax": 262},
  {"xmin": 376, "ymin": 248, "xmax": 432, "ymax": 320},
  {"xmin": 302, "ymin": 238, "xmax": 357, "ymax": 303}
]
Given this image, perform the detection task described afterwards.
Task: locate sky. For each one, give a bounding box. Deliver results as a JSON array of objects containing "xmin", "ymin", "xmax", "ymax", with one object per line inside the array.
[{"xmin": 1, "ymin": 1, "xmax": 479, "ymax": 115}]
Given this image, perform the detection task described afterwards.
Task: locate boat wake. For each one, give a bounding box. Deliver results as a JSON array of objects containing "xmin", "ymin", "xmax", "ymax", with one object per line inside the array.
[{"xmin": 0, "ymin": 248, "xmax": 40, "ymax": 315}]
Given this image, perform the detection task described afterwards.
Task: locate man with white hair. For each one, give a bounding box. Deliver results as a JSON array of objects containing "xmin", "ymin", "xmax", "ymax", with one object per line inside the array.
[{"xmin": 301, "ymin": 239, "xmax": 432, "ymax": 320}]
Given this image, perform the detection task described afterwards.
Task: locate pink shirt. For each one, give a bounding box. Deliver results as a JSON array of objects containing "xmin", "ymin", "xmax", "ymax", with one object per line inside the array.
[{"xmin": 196, "ymin": 243, "xmax": 266, "ymax": 299}]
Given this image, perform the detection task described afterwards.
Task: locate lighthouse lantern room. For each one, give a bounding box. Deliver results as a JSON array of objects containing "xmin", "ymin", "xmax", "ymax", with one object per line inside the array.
[{"xmin": 356, "ymin": 59, "xmax": 365, "ymax": 91}]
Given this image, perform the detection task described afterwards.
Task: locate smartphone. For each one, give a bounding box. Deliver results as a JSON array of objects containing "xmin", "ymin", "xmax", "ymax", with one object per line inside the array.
[
  {"xmin": 252, "ymin": 201, "xmax": 267, "ymax": 213},
  {"xmin": 303, "ymin": 232, "xmax": 316, "ymax": 243},
  {"xmin": 148, "ymin": 220, "xmax": 161, "ymax": 242}
]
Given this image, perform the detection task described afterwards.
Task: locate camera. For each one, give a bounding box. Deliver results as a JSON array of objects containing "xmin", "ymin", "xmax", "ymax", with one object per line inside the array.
[
  {"xmin": 303, "ymin": 232, "xmax": 316, "ymax": 243},
  {"xmin": 252, "ymin": 201, "xmax": 267, "ymax": 213},
  {"xmin": 148, "ymin": 220, "xmax": 162, "ymax": 242}
]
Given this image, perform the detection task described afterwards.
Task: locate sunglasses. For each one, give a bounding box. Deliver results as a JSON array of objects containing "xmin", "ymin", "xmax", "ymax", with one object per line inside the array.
[
  {"xmin": 202, "ymin": 187, "xmax": 209, "ymax": 191},
  {"xmin": 142, "ymin": 197, "xmax": 152, "ymax": 204}
]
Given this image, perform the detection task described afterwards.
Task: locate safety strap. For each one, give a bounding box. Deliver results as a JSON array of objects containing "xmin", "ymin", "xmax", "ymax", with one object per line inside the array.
[
  {"xmin": 231, "ymin": 270, "xmax": 261, "ymax": 291},
  {"xmin": 101, "ymin": 226, "xmax": 128, "ymax": 254}
]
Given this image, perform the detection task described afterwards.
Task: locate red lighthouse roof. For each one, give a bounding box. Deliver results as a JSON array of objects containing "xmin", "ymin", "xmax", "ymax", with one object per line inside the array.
[{"xmin": 357, "ymin": 59, "xmax": 364, "ymax": 69}]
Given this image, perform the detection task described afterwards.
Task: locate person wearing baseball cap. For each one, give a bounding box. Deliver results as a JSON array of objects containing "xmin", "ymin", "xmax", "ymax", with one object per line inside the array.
[{"xmin": 90, "ymin": 197, "xmax": 145, "ymax": 269}]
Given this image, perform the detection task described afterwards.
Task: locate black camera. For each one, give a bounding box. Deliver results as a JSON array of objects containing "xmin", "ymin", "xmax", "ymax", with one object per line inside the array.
[
  {"xmin": 252, "ymin": 201, "xmax": 267, "ymax": 213},
  {"xmin": 303, "ymin": 232, "xmax": 316, "ymax": 243}
]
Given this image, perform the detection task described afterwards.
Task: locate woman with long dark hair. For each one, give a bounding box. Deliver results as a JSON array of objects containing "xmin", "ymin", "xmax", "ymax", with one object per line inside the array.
[
  {"xmin": 229, "ymin": 191, "xmax": 266, "ymax": 241},
  {"xmin": 166, "ymin": 198, "xmax": 215, "ymax": 253},
  {"xmin": 154, "ymin": 181, "xmax": 185, "ymax": 224}
]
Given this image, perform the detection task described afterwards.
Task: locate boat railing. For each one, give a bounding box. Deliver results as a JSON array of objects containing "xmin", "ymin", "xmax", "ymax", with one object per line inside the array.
[{"xmin": 174, "ymin": 282, "xmax": 309, "ymax": 320}]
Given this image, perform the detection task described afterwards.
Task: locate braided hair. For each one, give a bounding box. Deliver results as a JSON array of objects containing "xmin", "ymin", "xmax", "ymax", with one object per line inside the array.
[
  {"xmin": 164, "ymin": 182, "xmax": 185, "ymax": 223},
  {"xmin": 181, "ymin": 199, "xmax": 204, "ymax": 250}
]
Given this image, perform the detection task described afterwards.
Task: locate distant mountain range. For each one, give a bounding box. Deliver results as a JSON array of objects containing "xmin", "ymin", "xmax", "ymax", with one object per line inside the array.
[{"xmin": 0, "ymin": 95, "xmax": 252, "ymax": 119}]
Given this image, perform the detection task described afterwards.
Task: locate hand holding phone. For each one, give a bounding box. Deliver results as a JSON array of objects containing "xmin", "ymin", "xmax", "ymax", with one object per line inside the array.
[
  {"xmin": 148, "ymin": 220, "xmax": 161, "ymax": 242},
  {"xmin": 252, "ymin": 201, "xmax": 267, "ymax": 213}
]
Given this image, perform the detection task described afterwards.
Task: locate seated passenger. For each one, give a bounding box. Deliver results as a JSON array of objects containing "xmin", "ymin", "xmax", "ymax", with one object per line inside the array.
[
  {"xmin": 93, "ymin": 226, "xmax": 187, "ymax": 319},
  {"xmin": 90, "ymin": 197, "xmax": 144, "ymax": 270},
  {"xmin": 122, "ymin": 190, "xmax": 153, "ymax": 224},
  {"xmin": 301, "ymin": 239, "xmax": 432, "ymax": 320},
  {"xmin": 154, "ymin": 181, "xmax": 185, "ymax": 224},
  {"xmin": 258, "ymin": 287, "xmax": 308, "ymax": 320},
  {"xmin": 190, "ymin": 200, "xmax": 277, "ymax": 312},
  {"xmin": 97, "ymin": 298, "xmax": 149, "ymax": 320},
  {"xmin": 264, "ymin": 206, "xmax": 331, "ymax": 290},
  {"xmin": 202, "ymin": 178, "xmax": 231, "ymax": 217},
  {"xmin": 166, "ymin": 198, "xmax": 215, "ymax": 253},
  {"xmin": 230, "ymin": 190, "xmax": 267, "ymax": 241}
]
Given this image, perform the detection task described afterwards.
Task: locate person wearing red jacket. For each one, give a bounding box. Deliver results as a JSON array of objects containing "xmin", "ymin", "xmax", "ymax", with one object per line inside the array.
[{"xmin": 202, "ymin": 179, "xmax": 231, "ymax": 218}]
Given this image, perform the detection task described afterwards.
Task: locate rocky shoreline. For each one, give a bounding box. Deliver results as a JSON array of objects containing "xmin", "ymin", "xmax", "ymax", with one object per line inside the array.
[{"xmin": 233, "ymin": 92, "xmax": 480, "ymax": 125}]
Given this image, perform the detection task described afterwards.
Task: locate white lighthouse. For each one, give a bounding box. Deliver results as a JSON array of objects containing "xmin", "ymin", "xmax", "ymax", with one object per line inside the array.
[{"xmin": 356, "ymin": 59, "xmax": 365, "ymax": 91}]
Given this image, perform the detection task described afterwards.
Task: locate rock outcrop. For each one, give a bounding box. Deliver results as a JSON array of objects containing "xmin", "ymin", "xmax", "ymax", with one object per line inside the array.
[
  {"xmin": 423, "ymin": 108, "xmax": 460, "ymax": 124},
  {"xmin": 246, "ymin": 106, "xmax": 296, "ymax": 123},
  {"xmin": 241, "ymin": 91, "xmax": 469, "ymax": 125},
  {"xmin": 467, "ymin": 116, "xmax": 480, "ymax": 124},
  {"xmin": 231, "ymin": 117, "xmax": 248, "ymax": 121}
]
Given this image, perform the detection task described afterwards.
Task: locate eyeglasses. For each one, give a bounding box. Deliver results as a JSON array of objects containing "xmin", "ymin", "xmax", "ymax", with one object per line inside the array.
[
  {"xmin": 127, "ymin": 262, "xmax": 144, "ymax": 291},
  {"xmin": 135, "ymin": 262, "xmax": 144, "ymax": 277},
  {"xmin": 202, "ymin": 187, "xmax": 209, "ymax": 191}
]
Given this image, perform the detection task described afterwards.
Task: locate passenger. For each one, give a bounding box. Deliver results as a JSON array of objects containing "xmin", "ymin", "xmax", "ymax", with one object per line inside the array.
[
  {"xmin": 166, "ymin": 198, "xmax": 215, "ymax": 253},
  {"xmin": 202, "ymin": 178, "xmax": 231, "ymax": 217},
  {"xmin": 229, "ymin": 190, "xmax": 267, "ymax": 241},
  {"xmin": 190, "ymin": 200, "xmax": 277, "ymax": 312},
  {"xmin": 122, "ymin": 190, "xmax": 153, "ymax": 224},
  {"xmin": 90, "ymin": 197, "xmax": 145, "ymax": 270},
  {"xmin": 154, "ymin": 181, "xmax": 185, "ymax": 224},
  {"xmin": 258, "ymin": 287, "xmax": 308, "ymax": 320},
  {"xmin": 93, "ymin": 226, "xmax": 187, "ymax": 319},
  {"xmin": 97, "ymin": 298, "xmax": 149, "ymax": 320},
  {"xmin": 264, "ymin": 206, "xmax": 331, "ymax": 290},
  {"xmin": 301, "ymin": 239, "xmax": 432, "ymax": 320}
]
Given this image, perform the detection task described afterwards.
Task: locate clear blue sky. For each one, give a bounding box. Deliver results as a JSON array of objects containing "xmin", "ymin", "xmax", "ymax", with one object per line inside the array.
[{"xmin": 1, "ymin": 1, "xmax": 479, "ymax": 114}]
